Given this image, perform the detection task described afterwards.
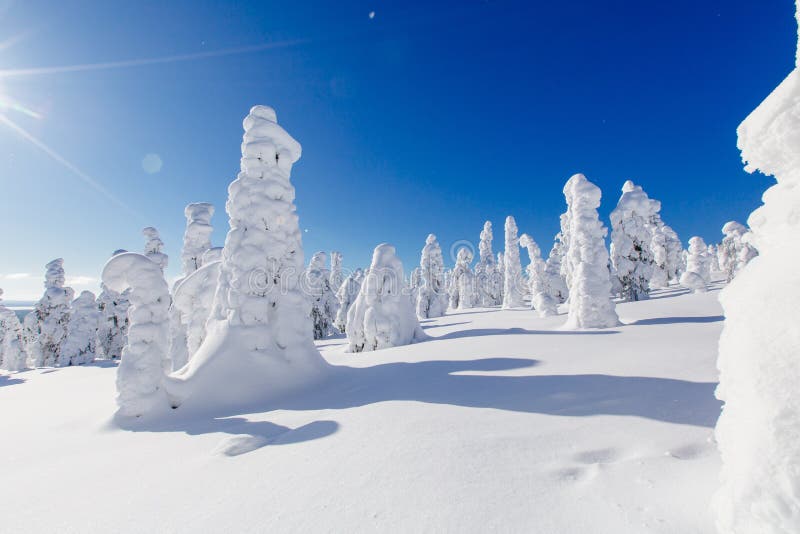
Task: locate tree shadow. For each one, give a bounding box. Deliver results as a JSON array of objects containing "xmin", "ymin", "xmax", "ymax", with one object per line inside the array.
[
  {"xmin": 630, "ymin": 315, "xmax": 724, "ymax": 326},
  {"xmin": 433, "ymin": 327, "xmax": 620, "ymax": 341},
  {"xmin": 422, "ymin": 321, "xmax": 472, "ymax": 330},
  {"xmin": 0, "ymin": 374, "xmax": 24, "ymax": 387}
]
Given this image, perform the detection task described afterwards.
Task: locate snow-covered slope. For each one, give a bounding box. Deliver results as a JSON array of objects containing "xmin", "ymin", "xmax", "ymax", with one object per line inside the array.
[{"xmin": 0, "ymin": 286, "xmax": 724, "ymax": 533}]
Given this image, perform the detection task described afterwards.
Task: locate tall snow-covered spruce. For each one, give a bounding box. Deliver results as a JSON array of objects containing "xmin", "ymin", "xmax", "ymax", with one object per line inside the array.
[
  {"xmin": 334, "ymin": 268, "xmax": 364, "ymax": 333},
  {"xmin": 166, "ymin": 105, "xmax": 326, "ymax": 410},
  {"xmin": 474, "ymin": 222, "xmax": 502, "ymax": 306},
  {"xmin": 679, "ymin": 236, "xmax": 709, "ymax": 293},
  {"xmin": 449, "ymin": 246, "xmax": 476, "ymax": 310},
  {"xmin": 329, "ymin": 251, "xmax": 344, "ymax": 292},
  {"xmin": 562, "ymin": 174, "xmax": 619, "ymax": 329},
  {"xmin": 609, "ymin": 180, "xmax": 658, "ymax": 301},
  {"xmin": 519, "ymin": 234, "xmax": 557, "ymax": 317},
  {"xmin": 416, "ymin": 234, "xmax": 448, "ymax": 319},
  {"xmin": 305, "ymin": 251, "xmax": 339, "ymax": 339},
  {"xmin": 24, "ymin": 259, "xmax": 74, "ymax": 367},
  {"xmin": 715, "ymin": 5, "xmax": 800, "ymax": 532},
  {"xmin": 142, "ymin": 227, "xmax": 168, "ymax": 272},
  {"xmin": 97, "ymin": 250, "xmax": 130, "ymax": 360},
  {"xmin": 346, "ymin": 244, "xmax": 426, "ymax": 352},
  {"xmin": 0, "ymin": 289, "xmax": 27, "ymax": 372},
  {"xmin": 502, "ymin": 216, "xmax": 525, "ymax": 308},
  {"xmin": 60, "ymin": 290, "xmax": 100, "ymax": 366},
  {"xmin": 102, "ymin": 253, "xmax": 170, "ymax": 417},
  {"xmin": 180, "ymin": 202, "xmax": 214, "ymax": 277}
]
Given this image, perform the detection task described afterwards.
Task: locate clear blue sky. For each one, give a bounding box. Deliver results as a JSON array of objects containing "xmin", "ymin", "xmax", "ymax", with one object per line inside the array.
[{"xmin": 0, "ymin": 0, "xmax": 796, "ymax": 299}]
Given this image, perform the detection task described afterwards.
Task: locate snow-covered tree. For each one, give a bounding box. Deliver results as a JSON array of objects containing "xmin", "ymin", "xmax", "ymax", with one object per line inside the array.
[
  {"xmin": 648, "ymin": 225, "xmax": 669, "ymax": 289},
  {"xmin": 334, "ymin": 268, "xmax": 364, "ymax": 333},
  {"xmin": 167, "ymin": 106, "xmax": 326, "ymax": 410},
  {"xmin": 180, "ymin": 202, "xmax": 214, "ymax": 276},
  {"xmin": 714, "ymin": 11, "xmax": 800, "ymax": 531},
  {"xmin": 720, "ymin": 221, "xmax": 758, "ymax": 282},
  {"xmin": 170, "ymin": 260, "xmax": 221, "ymax": 371},
  {"xmin": 474, "ymin": 222, "xmax": 502, "ymax": 306},
  {"xmin": 416, "ymin": 234, "xmax": 448, "ymax": 318},
  {"xmin": 305, "ymin": 251, "xmax": 339, "ymax": 339},
  {"xmin": 502, "ymin": 216, "xmax": 525, "ymax": 308},
  {"xmin": 409, "ymin": 267, "xmax": 423, "ymax": 307},
  {"xmin": 544, "ymin": 234, "xmax": 569, "ymax": 303},
  {"xmin": 609, "ymin": 180, "xmax": 658, "ymax": 301},
  {"xmin": 59, "ymin": 290, "xmax": 100, "ymax": 366},
  {"xmin": 25, "ymin": 259, "xmax": 74, "ymax": 367},
  {"xmin": 449, "ymin": 247, "xmax": 476, "ymax": 310},
  {"xmin": 329, "ymin": 251, "xmax": 344, "ymax": 292},
  {"xmin": 97, "ymin": 251, "xmax": 130, "ymax": 361},
  {"xmin": 519, "ymin": 234, "xmax": 557, "ymax": 317},
  {"xmin": 562, "ymin": 174, "xmax": 619, "ymax": 329},
  {"xmin": 707, "ymin": 244, "xmax": 721, "ymax": 273},
  {"xmin": 346, "ymin": 244, "xmax": 426, "ymax": 352},
  {"xmin": 496, "ymin": 252, "xmax": 505, "ymax": 302},
  {"xmin": 679, "ymin": 236, "xmax": 710, "ymax": 293},
  {"xmin": 142, "ymin": 227, "xmax": 168, "ymax": 272},
  {"xmin": 0, "ymin": 289, "xmax": 27, "ymax": 372},
  {"xmin": 102, "ymin": 252, "xmax": 170, "ymax": 417}
]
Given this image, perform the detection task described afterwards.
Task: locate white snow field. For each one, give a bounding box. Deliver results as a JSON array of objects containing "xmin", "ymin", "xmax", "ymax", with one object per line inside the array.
[{"xmin": 0, "ymin": 285, "xmax": 724, "ymax": 533}]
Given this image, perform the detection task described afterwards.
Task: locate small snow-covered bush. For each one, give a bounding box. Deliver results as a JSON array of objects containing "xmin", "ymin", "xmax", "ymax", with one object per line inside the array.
[
  {"xmin": 60, "ymin": 290, "xmax": 100, "ymax": 366},
  {"xmin": 102, "ymin": 252, "xmax": 170, "ymax": 417},
  {"xmin": 562, "ymin": 174, "xmax": 619, "ymax": 329},
  {"xmin": 347, "ymin": 244, "xmax": 426, "ymax": 352}
]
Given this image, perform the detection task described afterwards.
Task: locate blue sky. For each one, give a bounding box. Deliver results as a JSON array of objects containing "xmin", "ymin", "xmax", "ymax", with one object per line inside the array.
[{"xmin": 0, "ymin": 0, "xmax": 796, "ymax": 299}]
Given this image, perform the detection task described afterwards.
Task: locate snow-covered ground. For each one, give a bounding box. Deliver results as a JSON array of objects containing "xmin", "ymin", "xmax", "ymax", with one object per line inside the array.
[{"xmin": 0, "ymin": 285, "xmax": 724, "ymax": 533}]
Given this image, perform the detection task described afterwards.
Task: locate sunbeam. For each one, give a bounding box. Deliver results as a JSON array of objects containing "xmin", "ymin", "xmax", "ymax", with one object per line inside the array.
[
  {"xmin": 0, "ymin": 114, "xmax": 143, "ymax": 219},
  {"xmin": 0, "ymin": 38, "xmax": 309, "ymax": 78}
]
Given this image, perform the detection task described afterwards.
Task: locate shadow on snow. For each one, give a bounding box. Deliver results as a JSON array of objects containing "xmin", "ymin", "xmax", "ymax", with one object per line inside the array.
[{"xmin": 629, "ymin": 315, "xmax": 724, "ymax": 326}]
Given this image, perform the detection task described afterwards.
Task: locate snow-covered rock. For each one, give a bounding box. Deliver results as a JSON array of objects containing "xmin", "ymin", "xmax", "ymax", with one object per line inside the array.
[
  {"xmin": 562, "ymin": 174, "xmax": 619, "ymax": 329},
  {"xmin": 715, "ymin": 6, "xmax": 800, "ymax": 532},
  {"xmin": 346, "ymin": 244, "xmax": 426, "ymax": 352},
  {"xmin": 102, "ymin": 252, "xmax": 170, "ymax": 417}
]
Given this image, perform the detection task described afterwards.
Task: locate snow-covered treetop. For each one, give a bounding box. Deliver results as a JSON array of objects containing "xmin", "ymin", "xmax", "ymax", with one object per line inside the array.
[
  {"xmin": 44, "ymin": 258, "xmax": 65, "ymax": 289},
  {"xmin": 519, "ymin": 233, "xmax": 541, "ymax": 259},
  {"xmin": 102, "ymin": 252, "xmax": 167, "ymax": 296},
  {"xmin": 722, "ymin": 220, "xmax": 748, "ymax": 237},
  {"xmin": 478, "ymin": 221, "xmax": 495, "ymax": 264},
  {"xmin": 184, "ymin": 202, "xmax": 214, "ymax": 224},
  {"xmin": 142, "ymin": 227, "xmax": 168, "ymax": 271},
  {"xmin": 610, "ymin": 180, "xmax": 660, "ymax": 223},
  {"xmin": 308, "ymin": 251, "xmax": 328, "ymax": 272},
  {"xmin": 242, "ymin": 105, "xmax": 301, "ymax": 168},
  {"xmin": 737, "ymin": 4, "xmax": 800, "ymax": 186},
  {"xmin": 72, "ymin": 290, "xmax": 97, "ymax": 308}
]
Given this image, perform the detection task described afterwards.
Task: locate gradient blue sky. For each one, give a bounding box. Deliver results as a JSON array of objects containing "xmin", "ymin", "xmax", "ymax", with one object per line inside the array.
[{"xmin": 0, "ymin": 0, "xmax": 796, "ymax": 299}]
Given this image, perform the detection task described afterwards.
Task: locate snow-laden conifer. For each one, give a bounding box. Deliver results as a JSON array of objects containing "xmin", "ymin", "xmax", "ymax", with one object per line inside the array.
[
  {"xmin": 502, "ymin": 216, "xmax": 525, "ymax": 308},
  {"xmin": 519, "ymin": 234, "xmax": 557, "ymax": 316},
  {"xmin": 679, "ymin": 236, "xmax": 710, "ymax": 293},
  {"xmin": 334, "ymin": 268, "xmax": 364, "ymax": 333},
  {"xmin": 60, "ymin": 290, "xmax": 100, "ymax": 366},
  {"xmin": 0, "ymin": 289, "xmax": 27, "ymax": 372},
  {"xmin": 562, "ymin": 174, "xmax": 619, "ymax": 329},
  {"xmin": 346, "ymin": 244, "xmax": 426, "ymax": 352},
  {"xmin": 305, "ymin": 251, "xmax": 339, "ymax": 339},
  {"xmin": 25, "ymin": 259, "xmax": 74, "ymax": 367},
  {"xmin": 180, "ymin": 202, "xmax": 214, "ymax": 276},
  {"xmin": 449, "ymin": 247, "xmax": 476, "ymax": 310},
  {"xmin": 416, "ymin": 234, "xmax": 448, "ymax": 318},
  {"xmin": 142, "ymin": 227, "xmax": 168, "ymax": 272}
]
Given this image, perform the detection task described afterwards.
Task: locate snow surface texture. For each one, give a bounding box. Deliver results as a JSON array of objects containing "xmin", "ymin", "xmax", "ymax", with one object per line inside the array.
[
  {"xmin": 346, "ymin": 243, "xmax": 426, "ymax": 352},
  {"xmin": 335, "ymin": 268, "xmax": 364, "ymax": 333},
  {"xmin": 562, "ymin": 174, "xmax": 619, "ymax": 329},
  {"xmin": 102, "ymin": 252, "xmax": 170, "ymax": 418},
  {"xmin": 167, "ymin": 106, "xmax": 326, "ymax": 412},
  {"xmin": 170, "ymin": 260, "xmax": 221, "ymax": 371},
  {"xmin": 142, "ymin": 226, "xmax": 169, "ymax": 272},
  {"xmin": 474, "ymin": 221, "xmax": 502, "ymax": 306},
  {"xmin": 0, "ymin": 289, "xmax": 26, "ymax": 371},
  {"xmin": 59, "ymin": 290, "xmax": 100, "ymax": 366},
  {"xmin": 519, "ymin": 234, "xmax": 557, "ymax": 317},
  {"xmin": 680, "ymin": 237, "xmax": 709, "ymax": 293},
  {"xmin": 416, "ymin": 234, "xmax": 448, "ymax": 319},
  {"xmin": 610, "ymin": 180, "xmax": 658, "ymax": 301},
  {"xmin": 502, "ymin": 216, "xmax": 525, "ymax": 308},
  {"xmin": 24, "ymin": 258, "xmax": 74, "ymax": 367},
  {"xmin": 180, "ymin": 202, "xmax": 214, "ymax": 277},
  {"xmin": 0, "ymin": 285, "xmax": 726, "ymax": 533},
  {"xmin": 715, "ymin": 6, "xmax": 800, "ymax": 531}
]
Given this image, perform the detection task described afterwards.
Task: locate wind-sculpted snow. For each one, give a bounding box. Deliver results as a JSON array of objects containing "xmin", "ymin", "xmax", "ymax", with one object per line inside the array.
[
  {"xmin": 346, "ymin": 243, "xmax": 426, "ymax": 352},
  {"xmin": 102, "ymin": 252, "xmax": 170, "ymax": 417},
  {"xmin": 417, "ymin": 234, "xmax": 448, "ymax": 318},
  {"xmin": 562, "ymin": 174, "xmax": 619, "ymax": 329},
  {"xmin": 166, "ymin": 105, "xmax": 326, "ymax": 412},
  {"xmin": 715, "ymin": 6, "xmax": 800, "ymax": 531},
  {"xmin": 180, "ymin": 202, "xmax": 214, "ymax": 277}
]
